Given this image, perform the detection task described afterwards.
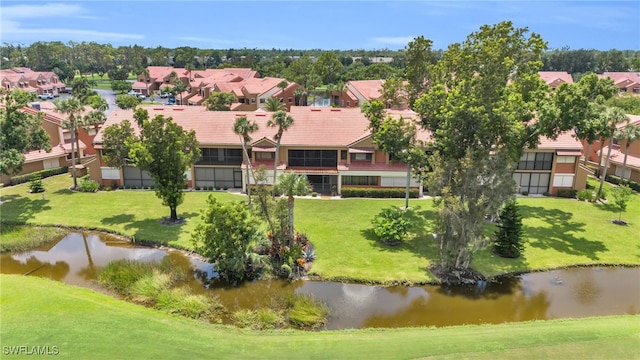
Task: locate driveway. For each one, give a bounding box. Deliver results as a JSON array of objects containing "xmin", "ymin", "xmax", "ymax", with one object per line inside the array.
[{"xmin": 93, "ymin": 89, "xmax": 120, "ymax": 116}]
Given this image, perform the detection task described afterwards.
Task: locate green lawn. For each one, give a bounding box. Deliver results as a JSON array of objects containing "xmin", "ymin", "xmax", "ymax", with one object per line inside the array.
[
  {"xmin": 2, "ymin": 275, "xmax": 638, "ymax": 360},
  {"xmin": 1, "ymin": 174, "xmax": 638, "ymax": 284}
]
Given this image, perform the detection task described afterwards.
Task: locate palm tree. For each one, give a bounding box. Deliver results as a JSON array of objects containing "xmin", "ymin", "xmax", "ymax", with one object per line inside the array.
[
  {"xmin": 277, "ymin": 80, "xmax": 288, "ymax": 106},
  {"xmin": 142, "ymin": 68, "xmax": 150, "ymax": 97},
  {"xmin": 55, "ymin": 98, "xmax": 84, "ymax": 189},
  {"xmin": 598, "ymin": 107, "xmax": 629, "ymax": 198},
  {"xmin": 267, "ymin": 111, "xmax": 294, "ymax": 195},
  {"xmin": 173, "ymin": 78, "xmax": 187, "ymax": 105},
  {"xmin": 293, "ymin": 88, "xmax": 307, "ymax": 106},
  {"xmin": 265, "ymin": 97, "xmax": 285, "ymax": 112},
  {"xmin": 233, "ymin": 116, "xmax": 259, "ymax": 204},
  {"xmin": 615, "ymin": 122, "xmax": 640, "ymax": 181},
  {"xmin": 83, "ymin": 109, "xmax": 107, "ymax": 133},
  {"xmin": 277, "ymin": 172, "xmax": 311, "ymax": 237}
]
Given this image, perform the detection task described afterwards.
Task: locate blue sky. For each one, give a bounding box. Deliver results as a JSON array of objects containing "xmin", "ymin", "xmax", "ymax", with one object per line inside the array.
[{"xmin": 1, "ymin": 1, "xmax": 638, "ymax": 51}]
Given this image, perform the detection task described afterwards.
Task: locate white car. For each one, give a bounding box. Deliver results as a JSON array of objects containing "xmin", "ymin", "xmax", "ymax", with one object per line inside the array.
[{"xmin": 38, "ymin": 93, "xmax": 54, "ymax": 100}]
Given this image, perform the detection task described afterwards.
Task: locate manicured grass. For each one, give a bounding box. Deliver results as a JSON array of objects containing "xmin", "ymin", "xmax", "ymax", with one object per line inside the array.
[
  {"xmin": 2, "ymin": 275, "xmax": 638, "ymax": 360},
  {"xmin": 1, "ymin": 174, "xmax": 638, "ymax": 284}
]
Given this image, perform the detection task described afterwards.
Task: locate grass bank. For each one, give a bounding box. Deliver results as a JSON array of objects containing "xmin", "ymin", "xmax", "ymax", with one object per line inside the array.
[
  {"xmin": 1, "ymin": 174, "xmax": 638, "ymax": 284},
  {"xmin": 2, "ymin": 275, "xmax": 638, "ymax": 360},
  {"xmin": 0, "ymin": 224, "xmax": 67, "ymax": 252}
]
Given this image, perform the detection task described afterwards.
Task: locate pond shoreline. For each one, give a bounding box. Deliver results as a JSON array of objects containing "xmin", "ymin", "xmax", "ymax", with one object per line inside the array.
[{"xmin": 3, "ymin": 223, "xmax": 639, "ymax": 287}]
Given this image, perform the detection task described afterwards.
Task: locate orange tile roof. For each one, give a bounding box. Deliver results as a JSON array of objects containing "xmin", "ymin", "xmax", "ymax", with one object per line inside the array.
[
  {"xmin": 600, "ymin": 72, "xmax": 640, "ymax": 84},
  {"xmin": 538, "ymin": 71, "xmax": 573, "ymax": 85},
  {"xmin": 537, "ymin": 131, "xmax": 582, "ymax": 150},
  {"xmin": 598, "ymin": 145, "xmax": 640, "ymax": 170},
  {"xmin": 24, "ymin": 144, "xmax": 67, "ymax": 163},
  {"xmin": 348, "ymin": 80, "xmax": 384, "ymax": 100}
]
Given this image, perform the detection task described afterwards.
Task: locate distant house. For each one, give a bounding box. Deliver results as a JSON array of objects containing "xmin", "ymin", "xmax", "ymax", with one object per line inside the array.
[
  {"xmin": 595, "ymin": 114, "xmax": 640, "ymax": 183},
  {"xmin": 599, "ymin": 72, "xmax": 640, "ymax": 95},
  {"xmin": 0, "ymin": 102, "xmax": 91, "ymax": 185},
  {"xmin": 331, "ymin": 79, "xmax": 409, "ymax": 110},
  {"xmin": 538, "ymin": 71, "xmax": 574, "ymax": 90},
  {"xmin": 0, "ymin": 68, "xmax": 65, "ymax": 96}
]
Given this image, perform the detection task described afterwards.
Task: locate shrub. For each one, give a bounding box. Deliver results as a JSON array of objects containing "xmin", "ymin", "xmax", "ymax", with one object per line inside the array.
[
  {"xmin": 311, "ymin": 192, "xmax": 317, "ymax": 197},
  {"xmin": 521, "ymin": 191, "xmax": 529, "ymax": 196},
  {"xmin": 556, "ymin": 188, "xmax": 577, "ymax": 198},
  {"xmin": 493, "ymin": 201, "xmax": 524, "ymax": 258},
  {"xmin": 542, "ymin": 191, "xmax": 550, "ymax": 196},
  {"xmin": 577, "ymin": 189, "xmax": 595, "ymax": 202},
  {"xmin": 76, "ymin": 176, "xmax": 99, "ymax": 192},
  {"xmin": 9, "ymin": 166, "xmax": 68, "ymax": 186},
  {"xmin": 98, "ymin": 259, "xmax": 156, "ymax": 295},
  {"xmin": 130, "ymin": 270, "xmax": 174, "ymax": 304},
  {"xmin": 599, "ymin": 187, "xmax": 608, "ymax": 200},
  {"xmin": 231, "ymin": 308, "xmax": 285, "ymax": 330},
  {"xmin": 156, "ymin": 287, "xmax": 215, "ymax": 320},
  {"xmin": 341, "ymin": 187, "xmax": 419, "ymax": 198},
  {"xmin": 371, "ymin": 207, "xmax": 410, "ymax": 244},
  {"xmin": 605, "ymin": 174, "xmax": 640, "ymax": 192},
  {"xmin": 284, "ymin": 293, "xmax": 329, "ymax": 329},
  {"xmin": 28, "ymin": 175, "xmax": 45, "ymax": 193}
]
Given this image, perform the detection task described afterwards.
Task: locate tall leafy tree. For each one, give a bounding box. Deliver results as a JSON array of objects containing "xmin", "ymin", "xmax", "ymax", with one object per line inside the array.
[
  {"xmin": 267, "ymin": 111, "xmax": 294, "ymax": 194},
  {"xmin": 232, "ymin": 115, "xmax": 259, "ymax": 204},
  {"xmin": 404, "ymin": 36, "xmax": 434, "ymax": 108},
  {"xmin": 101, "ymin": 119, "xmax": 136, "ymax": 168},
  {"xmin": 598, "ymin": 107, "xmax": 629, "ymax": 197},
  {"xmin": 615, "ymin": 122, "xmax": 640, "ymax": 181},
  {"xmin": 0, "ymin": 90, "xmax": 51, "ymax": 176},
  {"xmin": 142, "ymin": 68, "xmax": 150, "ymax": 96},
  {"xmin": 128, "ymin": 109, "xmax": 200, "ymax": 222},
  {"xmin": 276, "ymin": 172, "xmax": 311, "ymax": 237},
  {"xmin": 191, "ymin": 196, "xmax": 268, "ymax": 282},
  {"xmin": 203, "ymin": 92, "xmax": 237, "ymax": 111},
  {"xmin": 312, "ymin": 52, "xmax": 344, "ymax": 85},
  {"xmin": 414, "ymin": 22, "xmax": 577, "ymax": 273},
  {"xmin": 55, "ymin": 98, "xmax": 84, "ymax": 189},
  {"xmin": 380, "ymin": 77, "xmax": 406, "ymax": 109},
  {"xmin": 115, "ymin": 94, "xmax": 141, "ymax": 110}
]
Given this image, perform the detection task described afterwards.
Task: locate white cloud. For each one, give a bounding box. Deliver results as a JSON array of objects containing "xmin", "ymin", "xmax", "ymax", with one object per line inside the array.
[{"xmin": 0, "ymin": 3, "xmax": 143, "ymax": 43}]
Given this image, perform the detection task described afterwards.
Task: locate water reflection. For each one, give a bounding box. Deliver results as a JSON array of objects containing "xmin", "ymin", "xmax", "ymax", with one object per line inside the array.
[{"xmin": 1, "ymin": 232, "xmax": 638, "ymax": 330}]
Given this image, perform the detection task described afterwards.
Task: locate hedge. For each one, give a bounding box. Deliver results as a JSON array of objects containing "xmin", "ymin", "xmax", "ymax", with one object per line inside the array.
[
  {"xmin": 605, "ymin": 174, "xmax": 640, "ymax": 192},
  {"xmin": 9, "ymin": 166, "xmax": 69, "ymax": 186},
  {"xmin": 341, "ymin": 187, "xmax": 420, "ymax": 198},
  {"xmin": 556, "ymin": 188, "xmax": 578, "ymax": 198}
]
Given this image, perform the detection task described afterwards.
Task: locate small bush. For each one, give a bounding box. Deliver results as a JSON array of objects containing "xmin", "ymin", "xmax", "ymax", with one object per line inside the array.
[
  {"xmin": 311, "ymin": 192, "xmax": 317, "ymax": 197},
  {"xmin": 521, "ymin": 191, "xmax": 529, "ymax": 196},
  {"xmin": 605, "ymin": 174, "xmax": 640, "ymax": 192},
  {"xmin": 542, "ymin": 191, "xmax": 550, "ymax": 196},
  {"xmin": 156, "ymin": 287, "xmax": 215, "ymax": 320},
  {"xmin": 130, "ymin": 270, "xmax": 174, "ymax": 304},
  {"xmin": 286, "ymin": 294, "xmax": 329, "ymax": 329},
  {"xmin": 577, "ymin": 189, "xmax": 595, "ymax": 202},
  {"xmin": 28, "ymin": 175, "xmax": 45, "ymax": 193},
  {"xmin": 556, "ymin": 188, "xmax": 577, "ymax": 198},
  {"xmin": 98, "ymin": 260, "xmax": 156, "ymax": 295},
  {"xmin": 76, "ymin": 176, "xmax": 99, "ymax": 192},
  {"xmin": 231, "ymin": 308, "xmax": 285, "ymax": 330},
  {"xmin": 599, "ymin": 187, "xmax": 608, "ymax": 200},
  {"xmin": 371, "ymin": 207, "xmax": 410, "ymax": 244}
]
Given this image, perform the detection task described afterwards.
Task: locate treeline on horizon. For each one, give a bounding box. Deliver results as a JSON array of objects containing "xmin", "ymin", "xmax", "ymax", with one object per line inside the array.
[{"xmin": 1, "ymin": 41, "xmax": 639, "ymax": 87}]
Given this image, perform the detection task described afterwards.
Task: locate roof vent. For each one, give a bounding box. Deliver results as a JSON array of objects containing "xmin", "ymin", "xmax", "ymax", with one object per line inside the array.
[
  {"xmin": 173, "ymin": 108, "xmax": 184, "ymax": 111},
  {"xmin": 330, "ymin": 108, "xmax": 341, "ymax": 112},
  {"xmin": 310, "ymin": 108, "xmax": 322, "ymax": 112},
  {"xmin": 152, "ymin": 108, "xmax": 164, "ymax": 110},
  {"xmin": 255, "ymin": 113, "xmax": 266, "ymax": 117},
  {"xmin": 31, "ymin": 102, "xmax": 40, "ymax": 110}
]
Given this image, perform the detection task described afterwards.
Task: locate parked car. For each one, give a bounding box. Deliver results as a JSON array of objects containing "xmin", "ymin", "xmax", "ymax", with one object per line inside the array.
[
  {"xmin": 127, "ymin": 91, "xmax": 146, "ymax": 99},
  {"xmin": 38, "ymin": 93, "xmax": 54, "ymax": 100},
  {"xmin": 160, "ymin": 92, "xmax": 171, "ymax": 98}
]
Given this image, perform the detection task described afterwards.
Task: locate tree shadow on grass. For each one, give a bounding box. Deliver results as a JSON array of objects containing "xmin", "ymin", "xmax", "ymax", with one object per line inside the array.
[
  {"xmin": 519, "ymin": 205, "xmax": 607, "ymax": 260},
  {"xmin": 100, "ymin": 211, "xmax": 199, "ymax": 246},
  {"xmin": 0, "ymin": 194, "xmax": 52, "ymax": 223}
]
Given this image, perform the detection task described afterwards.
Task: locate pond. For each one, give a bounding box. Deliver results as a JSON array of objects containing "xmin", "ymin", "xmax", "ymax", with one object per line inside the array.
[{"xmin": 2, "ymin": 232, "xmax": 638, "ymax": 330}]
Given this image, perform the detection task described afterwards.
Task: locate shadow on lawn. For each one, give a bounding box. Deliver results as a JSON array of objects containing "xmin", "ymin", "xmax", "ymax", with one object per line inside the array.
[
  {"xmin": 520, "ymin": 205, "xmax": 607, "ymax": 260},
  {"xmin": 100, "ymin": 211, "xmax": 199, "ymax": 246},
  {"xmin": 0, "ymin": 194, "xmax": 52, "ymax": 223}
]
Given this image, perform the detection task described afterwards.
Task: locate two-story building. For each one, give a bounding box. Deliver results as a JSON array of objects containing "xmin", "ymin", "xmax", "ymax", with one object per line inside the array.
[{"xmin": 93, "ymin": 106, "xmax": 587, "ymax": 196}]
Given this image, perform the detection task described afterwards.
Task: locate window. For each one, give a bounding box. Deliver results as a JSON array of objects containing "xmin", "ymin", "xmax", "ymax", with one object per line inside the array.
[
  {"xmin": 517, "ymin": 152, "xmax": 553, "ymax": 170},
  {"xmin": 513, "ymin": 172, "xmax": 550, "ymax": 194},
  {"xmin": 553, "ymin": 174, "xmax": 574, "ymax": 187},
  {"xmin": 288, "ymin": 97, "xmax": 292, "ymax": 103},
  {"xmin": 259, "ymin": 98, "xmax": 265, "ymax": 103},
  {"xmin": 556, "ymin": 156, "xmax": 575, "ymax": 164},
  {"xmin": 342, "ymin": 176, "xmax": 378, "ymax": 186},
  {"xmin": 250, "ymin": 98, "xmax": 256, "ymax": 103},
  {"xmin": 346, "ymin": 101, "xmax": 350, "ymax": 107},
  {"xmin": 255, "ymin": 152, "xmax": 274, "ymax": 160},
  {"xmin": 350, "ymin": 153, "xmax": 372, "ymax": 161},
  {"xmin": 196, "ymin": 148, "xmax": 244, "ymax": 165},
  {"xmin": 288, "ymin": 149, "xmax": 337, "ymax": 167},
  {"xmin": 340, "ymin": 150, "xmax": 347, "ymax": 160}
]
